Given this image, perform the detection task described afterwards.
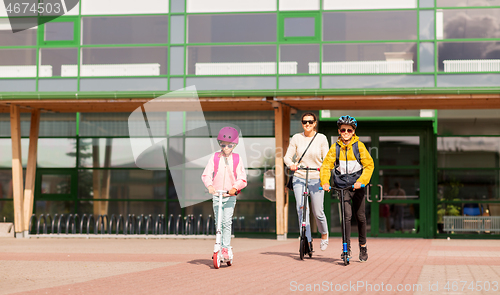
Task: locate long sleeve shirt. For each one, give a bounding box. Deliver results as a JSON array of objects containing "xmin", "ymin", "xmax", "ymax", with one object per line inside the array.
[
  {"xmin": 202, "ymin": 152, "xmax": 247, "ymax": 192},
  {"xmin": 284, "ymin": 132, "xmax": 329, "ymax": 180}
]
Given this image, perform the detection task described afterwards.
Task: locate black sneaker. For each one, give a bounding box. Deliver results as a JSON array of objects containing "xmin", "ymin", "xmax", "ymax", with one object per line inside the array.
[
  {"xmin": 359, "ymin": 246, "xmax": 368, "ymax": 262},
  {"xmin": 340, "ymin": 249, "xmax": 352, "ymax": 259}
]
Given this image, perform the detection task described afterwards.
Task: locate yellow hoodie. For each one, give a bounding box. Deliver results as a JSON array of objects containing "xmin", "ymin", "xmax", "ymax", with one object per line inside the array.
[{"xmin": 320, "ymin": 135, "xmax": 374, "ymax": 186}]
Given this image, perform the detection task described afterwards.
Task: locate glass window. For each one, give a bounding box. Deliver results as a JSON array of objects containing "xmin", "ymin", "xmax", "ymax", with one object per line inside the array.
[
  {"xmin": 171, "ymin": 0, "xmax": 186, "ymax": 13},
  {"xmin": 170, "ymin": 77, "xmax": 184, "ymax": 90},
  {"xmin": 0, "ymin": 19, "xmax": 37, "ymax": 46},
  {"xmin": 280, "ymin": 44, "xmax": 319, "ymax": 74},
  {"xmin": 419, "ymin": 42, "xmax": 435, "ymax": 72},
  {"xmin": 80, "ymin": 113, "xmax": 138, "ymax": 137},
  {"xmin": 0, "ymin": 200, "xmax": 14, "ymax": 222},
  {"xmin": 78, "ymin": 201, "xmax": 166, "ymax": 216},
  {"xmin": 437, "ymin": 0, "xmax": 500, "ymax": 7},
  {"xmin": 279, "ymin": 76, "xmax": 319, "ymax": 90},
  {"xmin": 438, "ymin": 170, "xmax": 500, "ymax": 201},
  {"xmin": 78, "ymin": 170, "xmax": 166, "ymax": 200},
  {"xmin": 380, "ymin": 169, "xmax": 420, "ymax": 199},
  {"xmin": 420, "ymin": 0, "xmax": 434, "ymax": 8},
  {"xmin": 78, "ymin": 47, "xmax": 168, "ymax": 76},
  {"xmin": 81, "ymin": 0, "xmax": 169, "ymax": 15},
  {"xmin": 323, "ymin": 11, "xmax": 417, "ymax": 41},
  {"xmin": 188, "ymin": 14, "xmax": 276, "ymax": 43},
  {"xmin": 280, "ymin": 0, "xmax": 320, "ymax": 10},
  {"xmin": 38, "ymin": 79, "xmax": 78, "ymax": 92},
  {"xmin": 40, "ymin": 48, "xmax": 78, "ymax": 77},
  {"xmin": 39, "ymin": 113, "xmax": 77, "ymax": 137},
  {"xmin": 419, "ymin": 10, "xmax": 434, "ymax": 40},
  {"xmin": 0, "ymin": 170, "xmax": 13, "ymax": 199},
  {"xmin": 0, "ymin": 48, "xmax": 37, "ymax": 78},
  {"xmin": 324, "ymin": 0, "xmax": 417, "ymax": 10},
  {"xmin": 170, "ymin": 46, "xmax": 184, "ymax": 75},
  {"xmin": 170, "ymin": 15, "xmax": 184, "ymax": 44},
  {"xmin": 187, "ymin": 111, "xmax": 274, "ymax": 136},
  {"xmin": 35, "ymin": 201, "xmax": 74, "ymax": 216},
  {"xmin": 79, "ymin": 138, "xmax": 162, "ymax": 169},
  {"xmin": 437, "ymin": 74, "xmax": 500, "ymax": 87},
  {"xmin": 322, "ymin": 75, "xmax": 434, "ymax": 88},
  {"xmin": 442, "ymin": 9, "xmax": 500, "ymax": 39},
  {"xmin": 186, "ymin": 0, "xmax": 276, "ymax": 13},
  {"xmin": 322, "ymin": 43, "xmax": 417, "ymax": 74},
  {"xmin": 82, "ymin": 16, "xmax": 169, "ymax": 45},
  {"xmin": 44, "ymin": 22, "xmax": 74, "ymax": 41},
  {"xmin": 186, "ymin": 76, "xmax": 276, "ymax": 90},
  {"xmin": 379, "ymin": 136, "xmax": 420, "ymax": 166},
  {"xmin": 41, "ymin": 174, "xmax": 71, "ymax": 194},
  {"xmin": 38, "ymin": 139, "xmax": 77, "ymax": 168},
  {"xmin": 438, "ymin": 110, "xmax": 500, "ymax": 135},
  {"xmin": 438, "ymin": 41, "xmax": 500, "ymax": 72},
  {"xmin": 438, "ymin": 137, "xmax": 500, "ymax": 168},
  {"xmin": 284, "ymin": 17, "xmax": 315, "ymax": 37},
  {"xmin": 80, "ymin": 78, "xmax": 168, "ymax": 92},
  {"xmin": 187, "ymin": 45, "xmax": 276, "ymax": 75}
]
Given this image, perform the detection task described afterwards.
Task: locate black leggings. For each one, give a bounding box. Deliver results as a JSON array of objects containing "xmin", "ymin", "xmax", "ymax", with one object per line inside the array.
[{"xmin": 342, "ymin": 188, "xmax": 367, "ymax": 249}]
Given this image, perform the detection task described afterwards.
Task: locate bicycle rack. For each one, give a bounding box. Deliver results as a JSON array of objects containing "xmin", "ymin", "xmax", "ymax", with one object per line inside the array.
[
  {"xmin": 29, "ymin": 214, "xmax": 37, "ymax": 235},
  {"xmin": 167, "ymin": 214, "xmax": 174, "ymax": 235},
  {"xmin": 57, "ymin": 215, "xmax": 66, "ymax": 235}
]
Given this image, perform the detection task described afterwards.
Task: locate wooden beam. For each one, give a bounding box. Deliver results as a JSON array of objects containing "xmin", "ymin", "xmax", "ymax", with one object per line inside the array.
[
  {"xmin": 22, "ymin": 110, "xmax": 40, "ymax": 235},
  {"xmin": 274, "ymin": 103, "xmax": 290, "ymax": 240},
  {"xmin": 10, "ymin": 105, "xmax": 24, "ymax": 236}
]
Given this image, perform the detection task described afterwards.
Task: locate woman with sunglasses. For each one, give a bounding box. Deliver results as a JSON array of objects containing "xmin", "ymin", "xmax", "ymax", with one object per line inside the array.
[
  {"xmin": 202, "ymin": 127, "xmax": 247, "ymax": 262},
  {"xmin": 284, "ymin": 113, "xmax": 330, "ymax": 253},
  {"xmin": 320, "ymin": 115, "xmax": 374, "ymax": 262}
]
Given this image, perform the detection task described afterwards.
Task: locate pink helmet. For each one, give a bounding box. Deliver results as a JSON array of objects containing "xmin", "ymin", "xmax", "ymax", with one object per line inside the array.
[{"xmin": 217, "ymin": 127, "xmax": 239, "ymax": 144}]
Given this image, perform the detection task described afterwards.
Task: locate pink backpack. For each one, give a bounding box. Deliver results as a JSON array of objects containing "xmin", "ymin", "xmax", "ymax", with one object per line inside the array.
[{"xmin": 213, "ymin": 152, "xmax": 240, "ymax": 180}]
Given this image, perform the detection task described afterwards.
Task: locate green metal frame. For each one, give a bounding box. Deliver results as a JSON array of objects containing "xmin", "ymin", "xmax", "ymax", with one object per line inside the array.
[{"xmin": 278, "ymin": 12, "xmax": 321, "ymax": 43}]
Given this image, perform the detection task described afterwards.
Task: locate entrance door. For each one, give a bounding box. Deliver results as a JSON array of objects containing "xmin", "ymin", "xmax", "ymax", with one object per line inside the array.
[{"xmin": 320, "ymin": 121, "xmax": 435, "ymax": 238}]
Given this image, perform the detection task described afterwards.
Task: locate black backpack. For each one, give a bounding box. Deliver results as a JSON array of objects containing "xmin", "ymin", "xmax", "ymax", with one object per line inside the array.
[{"xmin": 333, "ymin": 142, "xmax": 363, "ymax": 188}]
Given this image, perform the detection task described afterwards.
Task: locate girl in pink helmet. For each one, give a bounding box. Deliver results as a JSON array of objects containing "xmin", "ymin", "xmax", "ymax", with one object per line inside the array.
[{"xmin": 202, "ymin": 127, "xmax": 247, "ymax": 261}]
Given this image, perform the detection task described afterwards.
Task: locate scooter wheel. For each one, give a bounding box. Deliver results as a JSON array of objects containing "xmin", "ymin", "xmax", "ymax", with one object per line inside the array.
[
  {"xmin": 299, "ymin": 239, "xmax": 305, "ymax": 260},
  {"xmin": 213, "ymin": 252, "xmax": 220, "ymax": 269},
  {"xmin": 343, "ymin": 255, "xmax": 348, "ymax": 266},
  {"xmin": 227, "ymin": 260, "xmax": 232, "ymax": 266}
]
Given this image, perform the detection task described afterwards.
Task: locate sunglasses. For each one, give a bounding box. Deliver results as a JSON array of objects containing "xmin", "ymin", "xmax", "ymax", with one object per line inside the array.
[
  {"xmin": 302, "ymin": 120, "xmax": 315, "ymax": 125},
  {"xmin": 220, "ymin": 144, "xmax": 234, "ymax": 148},
  {"xmin": 340, "ymin": 128, "xmax": 354, "ymax": 134}
]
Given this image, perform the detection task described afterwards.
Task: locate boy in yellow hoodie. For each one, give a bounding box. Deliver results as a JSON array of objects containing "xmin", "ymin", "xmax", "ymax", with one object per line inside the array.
[{"xmin": 320, "ymin": 115, "xmax": 374, "ymax": 262}]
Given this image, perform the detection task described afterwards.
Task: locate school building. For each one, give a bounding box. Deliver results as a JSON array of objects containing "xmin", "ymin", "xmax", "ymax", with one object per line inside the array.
[{"xmin": 1, "ymin": 0, "xmax": 500, "ymax": 239}]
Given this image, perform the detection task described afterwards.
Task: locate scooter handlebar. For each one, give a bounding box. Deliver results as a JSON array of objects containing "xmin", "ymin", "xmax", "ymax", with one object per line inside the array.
[{"xmin": 319, "ymin": 184, "xmax": 365, "ymax": 190}]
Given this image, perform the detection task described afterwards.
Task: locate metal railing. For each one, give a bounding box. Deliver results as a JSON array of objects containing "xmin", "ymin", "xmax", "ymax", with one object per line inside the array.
[
  {"xmin": 444, "ymin": 59, "xmax": 500, "ymax": 72},
  {"xmin": 443, "ymin": 216, "xmax": 500, "ymax": 233},
  {"xmin": 309, "ymin": 60, "xmax": 414, "ymax": 74}
]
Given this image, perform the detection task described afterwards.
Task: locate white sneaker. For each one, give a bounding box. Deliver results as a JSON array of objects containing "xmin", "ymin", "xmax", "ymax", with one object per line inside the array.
[{"xmin": 320, "ymin": 234, "xmax": 329, "ymax": 251}]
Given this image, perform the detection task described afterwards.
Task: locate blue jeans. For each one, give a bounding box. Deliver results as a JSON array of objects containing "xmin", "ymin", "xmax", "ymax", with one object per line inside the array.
[
  {"xmin": 292, "ymin": 177, "xmax": 328, "ymax": 242},
  {"xmin": 213, "ymin": 195, "xmax": 236, "ymax": 248}
]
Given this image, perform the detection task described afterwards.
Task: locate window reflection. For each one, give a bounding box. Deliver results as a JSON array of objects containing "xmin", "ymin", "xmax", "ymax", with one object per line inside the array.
[
  {"xmin": 438, "ymin": 170, "xmax": 499, "ymax": 201},
  {"xmin": 379, "ymin": 136, "xmax": 420, "ymax": 166},
  {"xmin": 323, "ymin": 11, "xmax": 417, "ymax": 41},
  {"xmin": 438, "ymin": 137, "xmax": 500, "ymax": 168}
]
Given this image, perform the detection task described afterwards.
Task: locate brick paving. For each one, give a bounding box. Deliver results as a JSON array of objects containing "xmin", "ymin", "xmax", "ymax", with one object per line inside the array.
[{"xmin": 0, "ymin": 237, "xmax": 499, "ymax": 294}]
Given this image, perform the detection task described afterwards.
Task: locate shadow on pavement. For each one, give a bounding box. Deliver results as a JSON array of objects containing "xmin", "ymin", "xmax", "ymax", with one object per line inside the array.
[
  {"xmin": 260, "ymin": 251, "xmax": 340, "ymax": 264},
  {"xmin": 187, "ymin": 259, "xmax": 213, "ymax": 268}
]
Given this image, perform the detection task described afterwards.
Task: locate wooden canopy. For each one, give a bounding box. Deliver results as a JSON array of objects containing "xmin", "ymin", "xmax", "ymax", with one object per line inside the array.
[{"xmin": 2, "ymin": 93, "xmax": 500, "ymax": 113}]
